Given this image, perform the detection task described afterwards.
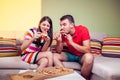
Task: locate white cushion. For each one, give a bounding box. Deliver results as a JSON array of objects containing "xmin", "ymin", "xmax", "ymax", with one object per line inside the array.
[
  {"xmin": 0, "ymin": 56, "xmax": 37, "ymax": 69},
  {"xmin": 63, "ymin": 62, "xmax": 81, "ymax": 70},
  {"xmin": 90, "ymin": 32, "xmax": 108, "ymax": 41},
  {"xmin": 92, "ymin": 55, "xmax": 120, "ymax": 80}
]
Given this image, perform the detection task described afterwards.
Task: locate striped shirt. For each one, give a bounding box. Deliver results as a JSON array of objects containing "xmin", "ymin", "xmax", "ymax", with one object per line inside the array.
[{"xmin": 22, "ymin": 27, "xmax": 42, "ymax": 55}]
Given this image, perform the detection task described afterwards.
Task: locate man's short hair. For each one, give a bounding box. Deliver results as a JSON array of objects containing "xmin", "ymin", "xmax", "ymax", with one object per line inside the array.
[{"xmin": 60, "ymin": 14, "xmax": 75, "ymax": 23}]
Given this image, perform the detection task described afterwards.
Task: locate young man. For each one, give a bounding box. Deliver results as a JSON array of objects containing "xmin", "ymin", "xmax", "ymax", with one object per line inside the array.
[{"xmin": 53, "ymin": 15, "xmax": 94, "ymax": 80}]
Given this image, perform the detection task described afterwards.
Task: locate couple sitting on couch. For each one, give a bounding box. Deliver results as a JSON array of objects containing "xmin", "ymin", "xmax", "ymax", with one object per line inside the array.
[{"xmin": 20, "ymin": 14, "xmax": 94, "ymax": 80}]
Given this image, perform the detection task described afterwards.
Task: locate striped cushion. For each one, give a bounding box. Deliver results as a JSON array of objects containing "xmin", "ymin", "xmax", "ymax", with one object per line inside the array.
[
  {"xmin": 90, "ymin": 39, "xmax": 102, "ymax": 55},
  {"xmin": 0, "ymin": 38, "xmax": 19, "ymax": 57},
  {"xmin": 0, "ymin": 52, "xmax": 18, "ymax": 57},
  {"xmin": 102, "ymin": 37, "xmax": 120, "ymax": 58}
]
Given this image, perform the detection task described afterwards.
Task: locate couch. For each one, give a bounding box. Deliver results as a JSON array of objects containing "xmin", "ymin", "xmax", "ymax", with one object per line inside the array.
[{"xmin": 0, "ymin": 32, "xmax": 120, "ymax": 80}]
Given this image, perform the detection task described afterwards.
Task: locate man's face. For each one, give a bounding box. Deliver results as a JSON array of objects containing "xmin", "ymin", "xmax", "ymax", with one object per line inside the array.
[{"xmin": 60, "ymin": 19, "xmax": 72, "ymax": 35}]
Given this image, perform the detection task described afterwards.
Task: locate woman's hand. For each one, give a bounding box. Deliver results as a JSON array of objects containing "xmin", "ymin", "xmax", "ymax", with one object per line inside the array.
[
  {"xmin": 33, "ymin": 32, "xmax": 41, "ymax": 39},
  {"xmin": 41, "ymin": 35, "xmax": 51, "ymax": 52},
  {"xmin": 21, "ymin": 32, "xmax": 41, "ymax": 51},
  {"xmin": 45, "ymin": 35, "xmax": 50, "ymax": 43}
]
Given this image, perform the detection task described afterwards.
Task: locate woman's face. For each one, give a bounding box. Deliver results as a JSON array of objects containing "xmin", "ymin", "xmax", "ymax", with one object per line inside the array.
[{"xmin": 39, "ymin": 20, "xmax": 50, "ymax": 34}]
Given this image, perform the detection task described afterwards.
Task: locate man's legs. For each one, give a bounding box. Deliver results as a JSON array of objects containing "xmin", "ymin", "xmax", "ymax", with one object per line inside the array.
[
  {"xmin": 80, "ymin": 53, "xmax": 94, "ymax": 80},
  {"xmin": 53, "ymin": 52, "xmax": 67, "ymax": 67}
]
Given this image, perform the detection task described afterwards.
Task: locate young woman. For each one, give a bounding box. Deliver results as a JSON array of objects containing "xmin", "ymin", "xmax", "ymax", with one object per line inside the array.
[{"xmin": 21, "ymin": 16, "xmax": 53, "ymax": 70}]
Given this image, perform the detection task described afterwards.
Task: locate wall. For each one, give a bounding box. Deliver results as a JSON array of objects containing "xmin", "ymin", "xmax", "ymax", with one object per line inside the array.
[
  {"xmin": 0, "ymin": 0, "xmax": 41, "ymax": 39},
  {"xmin": 42, "ymin": 0, "xmax": 120, "ymax": 37}
]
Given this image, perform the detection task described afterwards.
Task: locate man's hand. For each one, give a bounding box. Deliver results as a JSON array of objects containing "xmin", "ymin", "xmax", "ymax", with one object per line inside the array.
[
  {"xmin": 65, "ymin": 34, "xmax": 73, "ymax": 44},
  {"xmin": 53, "ymin": 32, "xmax": 63, "ymax": 53},
  {"xmin": 53, "ymin": 32, "xmax": 62, "ymax": 42}
]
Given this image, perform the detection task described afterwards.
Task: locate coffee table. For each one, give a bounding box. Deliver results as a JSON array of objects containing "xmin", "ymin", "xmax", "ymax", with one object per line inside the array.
[
  {"xmin": 19, "ymin": 70, "xmax": 85, "ymax": 80},
  {"xmin": 0, "ymin": 69, "xmax": 85, "ymax": 80}
]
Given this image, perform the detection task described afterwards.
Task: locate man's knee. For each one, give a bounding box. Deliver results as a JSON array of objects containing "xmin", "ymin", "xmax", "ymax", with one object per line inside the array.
[
  {"xmin": 83, "ymin": 53, "xmax": 94, "ymax": 64},
  {"xmin": 54, "ymin": 53, "xmax": 62, "ymax": 61},
  {"xmin": 53, "ymin": 53, "xmax": 59, "ymax": 59}
]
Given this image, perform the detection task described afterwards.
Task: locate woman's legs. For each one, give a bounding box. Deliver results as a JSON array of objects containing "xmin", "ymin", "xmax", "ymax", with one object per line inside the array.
[
  {"xmin": 36, "ymin": 51, "xmax": 53, "ymax": 68},
  {"xmin": 46, "ymin": 51, "xmax": 53, "ymax": 67},
  {"xmin": 37, "ymin": 57, "xmax": 48, "ymax": 70}
]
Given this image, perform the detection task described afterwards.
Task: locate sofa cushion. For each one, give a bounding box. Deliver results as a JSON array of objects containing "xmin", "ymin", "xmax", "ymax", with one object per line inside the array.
[
  {"xmin": 90, "ymin": 32, "xmax": 108, "ymax": 41},
  {"xmin": 92, "ymin": 55, "xmax": 120, "ymax": 80},
  {"xmin": 0, "ymin": 38, "xmax": 19, "ymax": 57},
  {"xmin": 90, "ymin": 39, "xmax": 102, "ymax": 55},
  {"xmin": 0, "ymin": 56, "xmax": 37, "ymax": 69},
  {"xmin": 102, "ymin": 37, "xmax": 120, "ymax": 58},
  {"xmin": 63, "ymin": 62, "xmax": 81, "ymax": 70}
]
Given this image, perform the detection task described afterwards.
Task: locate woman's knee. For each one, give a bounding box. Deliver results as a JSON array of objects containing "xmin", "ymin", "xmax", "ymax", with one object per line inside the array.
[{"xmin": 38, "ymin": 58, "xmax": 48, "ymax": 65}]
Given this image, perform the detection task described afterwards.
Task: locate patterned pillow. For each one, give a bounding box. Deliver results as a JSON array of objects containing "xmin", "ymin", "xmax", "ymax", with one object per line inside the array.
[
  {"xmin": 90, "ymin": 39, "xmax": 102, "ymax": 55},
  {"xmin": 102, "ymin": 37, "xmax": 120, "ymax": 58},
  {"xmin": 0, "ymin": 38, "xmax": 19, "ymax": 57}
]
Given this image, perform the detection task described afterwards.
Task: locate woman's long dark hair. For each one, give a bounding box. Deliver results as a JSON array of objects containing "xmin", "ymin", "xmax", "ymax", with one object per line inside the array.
[{"xmin": 36, "ymin": 16, "xmax": 53, "ymax": 47}]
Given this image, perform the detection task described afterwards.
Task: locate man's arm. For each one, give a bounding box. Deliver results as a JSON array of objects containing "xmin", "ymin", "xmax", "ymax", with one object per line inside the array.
[
  {"xmin": 70, "ymin": 40, "xmax": 90, "ymax": 53},
  {"xmin": 55, "ymin": 40, "xmax": 63, "ymax": 53},
  {"xmin": 66, "ymin": 34, "xmax": 90, "ymax": 53},
  {"xmin": 54, "ymin": 32, "xmax": 63, "ymax": 53}
]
